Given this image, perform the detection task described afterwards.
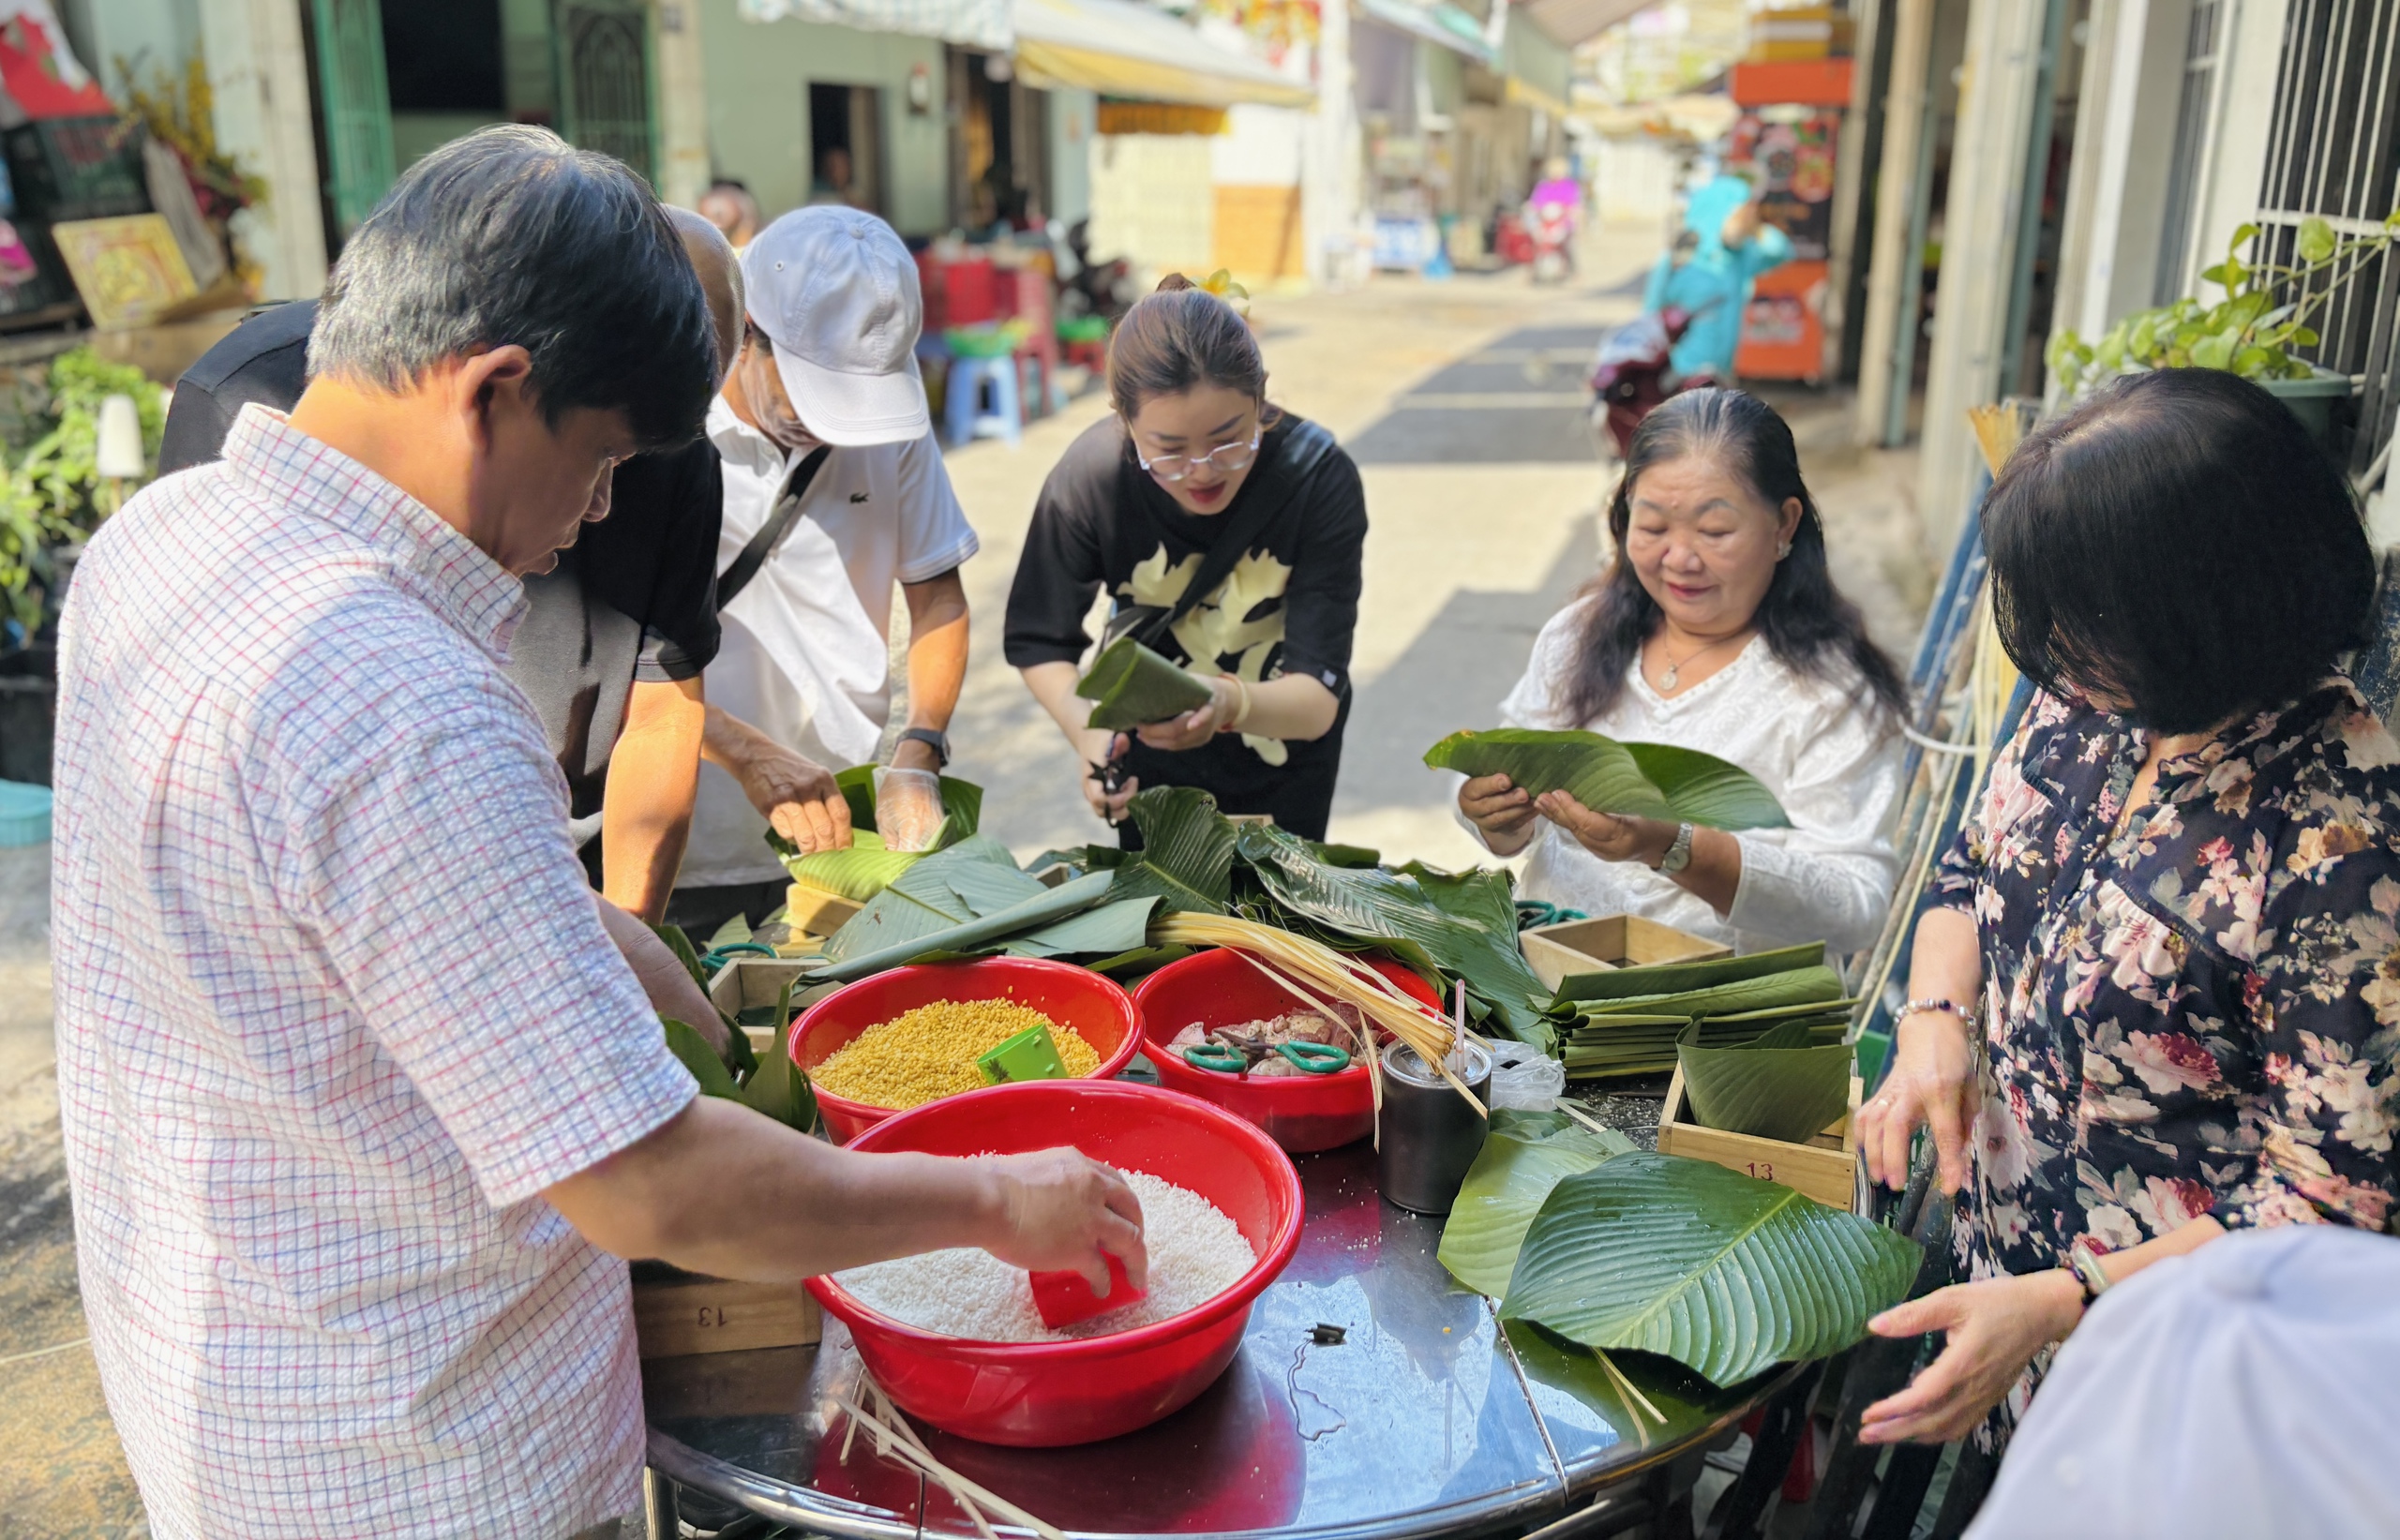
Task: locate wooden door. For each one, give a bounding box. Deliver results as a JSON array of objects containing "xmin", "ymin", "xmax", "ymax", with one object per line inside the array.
[{"xmin": 309, "ymin": 0, "xmax": 397, "ymax": 237}]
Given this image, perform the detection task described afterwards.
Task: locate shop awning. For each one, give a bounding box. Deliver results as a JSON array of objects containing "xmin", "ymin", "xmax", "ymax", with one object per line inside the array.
[
  {"xmin": 739, "ymin": 0, "xmax": 1010, "ymax": 51},
  {"xmin": 1353, "ymin": 0, "xmax": 1494, "ymax": 65},
  {"xmin": 1014, "ymin": 0, "xmax": 1316, "ymax": 109}
]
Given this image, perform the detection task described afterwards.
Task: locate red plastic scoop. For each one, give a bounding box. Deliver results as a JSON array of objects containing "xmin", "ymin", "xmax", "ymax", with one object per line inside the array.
[{"xmin": 1028, "ymin": 1253, "xmax": 1147, "ymax": 1329}]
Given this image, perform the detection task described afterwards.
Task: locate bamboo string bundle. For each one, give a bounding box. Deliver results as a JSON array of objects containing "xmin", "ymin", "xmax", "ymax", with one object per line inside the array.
[
  {"xmin": 1149, "ymin": 912, "xmax": 1487, "ymax": 1116},
  {"xmin": 831, "ymin": 1374, "xmax": 1068, "ymax": 1540}
]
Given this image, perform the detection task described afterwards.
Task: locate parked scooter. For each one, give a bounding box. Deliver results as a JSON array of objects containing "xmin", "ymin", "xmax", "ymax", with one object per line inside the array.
[
  {"xmin": 1050, "ymin": 217, "xmax": 1136, "ymax": 324},
  {"xmin": 1527, "ymin": 200, "xmax": 1574, "ymax": 285},
  {"xmin": 1587, "ymin": 304, "xmax": 1718, "ymax": 463}
]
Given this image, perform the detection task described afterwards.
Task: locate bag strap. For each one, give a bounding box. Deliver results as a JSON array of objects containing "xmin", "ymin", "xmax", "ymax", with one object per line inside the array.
[
  {"xmin": 1154, "ymin": 420, "xmax": 1340, "ymax": 637},
  {"xmin": 716, "ymin": 445, "xmax": 832, "ymax": 611}
]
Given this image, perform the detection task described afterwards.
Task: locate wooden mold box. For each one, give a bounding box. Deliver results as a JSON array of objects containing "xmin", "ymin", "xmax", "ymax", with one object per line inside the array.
[
  {"xmin": 1657, "ymin": 1066, "xmax": 1863, "ymax": 1212},
  {"xmin": 708, "ymin": 956, "xmax": 813, "ymax": 1061},
  {"xmin": 1522, "ymin": 914, "xmax": 1732, "ymax": 993},
  {"xmin": 633, "ymin": 1266, "xmax": 821, "ymax": 1359},
  {"xmin": 784, "ymin": 883, "xmax": 863, "ymax": 941}
]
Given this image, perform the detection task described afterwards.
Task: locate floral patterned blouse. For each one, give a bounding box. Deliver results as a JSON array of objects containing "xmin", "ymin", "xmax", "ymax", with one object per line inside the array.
[{"xmin": 1922, "ymin": 680, "xmax": 2400, "ymax": 1444}]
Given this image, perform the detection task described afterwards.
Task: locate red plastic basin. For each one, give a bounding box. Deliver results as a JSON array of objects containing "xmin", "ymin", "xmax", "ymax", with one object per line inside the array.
[
  {"xmin": 1133, "ymin": 949, "xmax": 1443, "ymax": 1152},
  {"xmin": 812, "ymin": 1080, "xmax": 1303, "ymax": 1446},
  {"xmin": 790, "ymin": 958, "xmax": 1142, "ymax": 1144}
]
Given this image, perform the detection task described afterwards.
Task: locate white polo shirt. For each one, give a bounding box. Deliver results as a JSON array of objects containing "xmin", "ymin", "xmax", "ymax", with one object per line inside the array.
[{"xmin": 681, "ymin": 396, "xmax": 977, "ymax": 888}]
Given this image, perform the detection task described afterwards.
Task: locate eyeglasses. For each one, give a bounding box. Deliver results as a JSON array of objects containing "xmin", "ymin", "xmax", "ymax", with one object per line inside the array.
[{"xmin": 1137, "ymin": 430, "xmax": 1262, "ymax": 484}]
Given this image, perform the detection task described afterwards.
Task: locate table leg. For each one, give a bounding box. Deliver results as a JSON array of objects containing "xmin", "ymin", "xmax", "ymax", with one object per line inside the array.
[{"xmin": 643, "ymin": 1467, "xmax": 680, "ymax": 1540}]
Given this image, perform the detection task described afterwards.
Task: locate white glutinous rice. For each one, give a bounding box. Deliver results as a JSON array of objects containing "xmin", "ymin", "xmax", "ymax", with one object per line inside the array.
[{"xmin": 833, "ymin": 1169, "xmax": 1256, "ymax": 1342}]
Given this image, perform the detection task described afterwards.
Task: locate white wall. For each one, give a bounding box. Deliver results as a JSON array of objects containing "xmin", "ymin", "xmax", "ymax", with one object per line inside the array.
[
  {"xmin": 1088, "ymin": 134, "xmax": 1214, "ymax": 276},
  {"xmin": 2052, "ymin": 0, "xmax": 2198, "ymax": 347},
  {"xmin": 200, "ymin": 0, "xmax": 327, "ymax": 300},
  {"xmin": 1048, "ymin": 86, "xmax": 1096, "ymax": 226},
  {"xmin": 1589, "ymin": 137, "xmax": 1678, "ymax": 230},
  {"xmin": 1213, "ymin": 103, "xmax": 1305, "ymax": 185},
  {"xmin": 2183, "ymin": 0, "xmax": 2288, "ymax": 297}
]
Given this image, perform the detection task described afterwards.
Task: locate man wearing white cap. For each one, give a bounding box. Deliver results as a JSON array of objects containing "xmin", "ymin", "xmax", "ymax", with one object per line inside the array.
[{"xmin": 671, "ymin": 206, "xmax": 975, "ymax": 938}]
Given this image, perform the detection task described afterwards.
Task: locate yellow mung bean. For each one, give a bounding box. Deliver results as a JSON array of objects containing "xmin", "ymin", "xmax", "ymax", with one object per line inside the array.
[{"xmin": 814, "ymin": 998, "xmax": 1099, "ymax": 1109}]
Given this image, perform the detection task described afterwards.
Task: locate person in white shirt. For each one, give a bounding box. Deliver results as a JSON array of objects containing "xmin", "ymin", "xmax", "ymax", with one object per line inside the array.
[
  {"xmin": 1456, "ymin": 387, "xmax": 1906, "ymax": 954},
  {"xmin": 671, "ymin": 207, "xmax": 977, "ymax": 938}
]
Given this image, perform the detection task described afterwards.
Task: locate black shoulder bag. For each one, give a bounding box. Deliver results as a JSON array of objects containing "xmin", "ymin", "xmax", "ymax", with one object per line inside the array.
[{"xmin": 716, "ymin": 445, "xmax": 832, "ymax": 611}]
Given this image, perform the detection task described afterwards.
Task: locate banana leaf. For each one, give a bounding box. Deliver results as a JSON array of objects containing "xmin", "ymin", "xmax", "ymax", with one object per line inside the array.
[
  {"xmin": 1078, "ymin": 635, "xmax": 1215, "ymax": 729},
  {"xmin": 1439, "ymin": 1109, "xmax": 1635, "ymax": 1298},
  {"xmin": 998, "ymin": 895, "xmax": 1160, "ymax": 957},
  {"xmin": 773, "ymin": 766, "xmax": 985, "ymax": 900},
  {"xmin": 1309, "ymin": 841, "xmax": 1383, "ymax": 868},
  {"xmin": 1235, "ymin": 823, "xmax": 1554, "ymax": 1051},
  {"xmin": 806, "ymin": 870, "xmax": 1118, "ymax": 983},
  {"xmin": 1424, "ymin": 728, "xmax": 1789, "ymax": 830},
  {"xmin": 706, "ymin": 913, "xmax": 753, "ymax": 949},
  {"xmin": 1505, "ymin": 1319, "xmax": 1778, "ymax": 1447},
  {"xmin": 1574, "ymin": 965, "xmax": 1847, "ymax": 1021},
  {"xmin": 1028, "ymin": 845, "xmax": 1129, "ymax": 878},
  {"xmin": 663, "ymin": 1017, "xmax": 740, "ymax": 1099},
  {"xmin": 824, "ymin": 838, "xmax": 1027, "ymax": 964},
  {"xmin": 1085, "ymin": 943, "xmax": 1193, "ymax": 980},
  {"xmin": 649, "ymin": 922, "xmax": 754, "ymax": 1077},
  {"xmin": 1550, "ymin": 942, "xmax": 1826, "ymax": 1008},
  {"xmin": 1499, "ymin": 1152, "xmax": 1919, "ymax": 1385},
  {"xmin": 1676, "ymin": 1020, "xmax": 1852, "ymax": 1144},
  {"xmin": 735, "ymin": 979, "xmax": 817, "ymax": 1133},
  {"xmin": 1108, "ymin": 786, "xmax": 1238, "ymax": 917}
]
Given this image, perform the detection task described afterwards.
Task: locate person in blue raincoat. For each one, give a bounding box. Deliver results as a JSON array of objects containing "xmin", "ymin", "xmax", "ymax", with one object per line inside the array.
[{"xmin": 1642, "ymin": 174, "xmax": 1792, "ymax": 384}]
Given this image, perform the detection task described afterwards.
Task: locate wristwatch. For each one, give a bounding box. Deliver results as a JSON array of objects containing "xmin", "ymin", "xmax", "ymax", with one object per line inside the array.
[
  {"xmin": 1657, "ymin": 821, "xmax": 1696, "ymax": 875},
  {"xmin": 895, "ymin": 727, "xmax": 951, "ymax": 768},
  {"xmin": 2065, "ymin": 1241, "xmax": 2113, "ymax": 1307}
]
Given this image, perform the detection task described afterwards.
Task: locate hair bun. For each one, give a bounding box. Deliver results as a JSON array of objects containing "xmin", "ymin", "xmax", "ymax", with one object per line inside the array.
[{"xmin": 1153, "ymin": 273, "xmax": 1198, "ymax": 293}]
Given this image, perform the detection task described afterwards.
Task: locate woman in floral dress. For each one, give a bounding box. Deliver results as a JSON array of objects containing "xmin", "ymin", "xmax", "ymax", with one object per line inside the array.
[{"xmin": 1852, "ymin": 367, "xmax": 2400, "ymax": 1452}]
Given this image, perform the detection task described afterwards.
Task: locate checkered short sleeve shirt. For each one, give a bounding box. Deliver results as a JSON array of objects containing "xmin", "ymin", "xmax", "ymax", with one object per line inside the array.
[{"xmin": 52, "ymin": 407, "xmax": 698, "ymax": 1539}]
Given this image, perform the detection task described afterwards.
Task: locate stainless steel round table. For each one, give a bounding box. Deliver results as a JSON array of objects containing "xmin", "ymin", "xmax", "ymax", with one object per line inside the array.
[{"xmin": 644, "ymin": 1142, "xmax": 1805, "ymax": 1539}]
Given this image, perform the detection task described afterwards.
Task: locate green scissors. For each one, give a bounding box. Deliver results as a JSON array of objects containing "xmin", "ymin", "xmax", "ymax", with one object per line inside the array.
[
  {"xmin": 1181, "ymin": 1042, "xmax": 1251, "ymax": 1074},
  {"xmin": 1274, "ymin": 1041, "xmax": 1352, "ymax": 1074}
]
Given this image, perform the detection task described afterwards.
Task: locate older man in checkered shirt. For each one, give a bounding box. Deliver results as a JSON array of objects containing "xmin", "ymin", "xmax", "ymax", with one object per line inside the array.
[{"xmin": 51, "ymin": 127, "xmax": 1146, "ymax": 1540}]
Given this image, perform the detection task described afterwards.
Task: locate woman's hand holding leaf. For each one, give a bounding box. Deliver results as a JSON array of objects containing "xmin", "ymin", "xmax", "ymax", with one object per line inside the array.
[
  {"xmin": 1458, "ymin": 771, "xmax": 1538, "ymax": 854},
  {"xmin": 1858, "ymin": 1272, "xmax": 2083, "ymax": 1444},
  {"xmin": 1134, "ymin": 675, "xmax": 1242, "ymax": 753},
  {"xmin": 1533, "ymin": 789, "xmax": 1676, "ymax": 868}
]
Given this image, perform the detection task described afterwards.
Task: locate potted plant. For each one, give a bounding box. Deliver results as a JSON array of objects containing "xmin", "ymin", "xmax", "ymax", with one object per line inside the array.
[{"xmin": 2047, "ymin": 209, "xmax": 2400, "ymax": 447}]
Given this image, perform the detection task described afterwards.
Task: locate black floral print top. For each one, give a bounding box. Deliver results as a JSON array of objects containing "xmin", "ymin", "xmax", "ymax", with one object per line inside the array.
[{"xmin": 1922, "ymin": 681, "xmax": 2400, "ymax": 1439}]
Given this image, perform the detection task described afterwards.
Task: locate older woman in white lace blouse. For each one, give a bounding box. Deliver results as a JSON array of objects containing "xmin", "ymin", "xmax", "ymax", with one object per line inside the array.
[{"xmin": 1458, "ymin": 388, "xmax": 1906, "ymax": 954}]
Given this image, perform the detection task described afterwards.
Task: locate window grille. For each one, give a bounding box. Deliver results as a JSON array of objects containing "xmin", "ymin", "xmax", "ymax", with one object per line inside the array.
[{"xmin": 2254, "ymin": 0, "xmax": 2400, "ymax": 474}]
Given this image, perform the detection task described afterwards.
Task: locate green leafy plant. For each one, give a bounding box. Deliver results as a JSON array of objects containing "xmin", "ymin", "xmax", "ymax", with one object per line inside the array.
[
  {"xmin": 2048, "ymin": 210, "xmax": 2400, "ymax": 396},
  {"xmin": 1424, "ymin": 728, "xmax": 1790, "ymax": 830},
  {"xmin": 1498, "ymin": 1152, "xmax": 1919, "ymax": 1385},
  {"xmin": 1106, "ymin": 785, "xmax": 1238, "ymax": 917},
  {"xmin": 1078, "ymin": 635, "xmax": 1214, "ymax": 729},
  {"xmin": 0, "ymin": 347, "xmax": 169, "ymax": 637},
  {"xmin": 1439, "ymin": 1109, "xmax": 1635, "ymax": 1298},
  {"xmin": 1676, "ymin": 1018, "xmax": 1852, "ymax": 1143}
]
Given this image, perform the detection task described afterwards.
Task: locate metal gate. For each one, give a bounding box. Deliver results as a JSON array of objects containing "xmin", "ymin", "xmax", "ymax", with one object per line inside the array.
[
  {"xmin": 554, "ymin": 0, "xmax": 657, "ymax": 183},
  {"xmin": 2254, "ymin": 0, "xmax": 2400, "ymax": 476},
  {"xmin": 310, "ymin": 0, "xmax": 397, "ymax": 237}
]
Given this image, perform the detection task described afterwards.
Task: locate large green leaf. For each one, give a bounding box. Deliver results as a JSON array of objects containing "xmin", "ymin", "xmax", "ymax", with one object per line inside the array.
[
  {"xmin": 786, "ymin": 831, "xmax": 921, "ymax": 905},
  {"xmin": 1078, "ymin": 635, "xmax": 1214, "ymax": 729},
  {"xmin": 824, "ymin": 838, "xmax": 1025, "ymax": 964},
  {"xmin": 1424, "ymin": 728, "xmax": 1789, "ymax": 830},
  {"xmin": 1676, "ymin": 1020, "xmax": 1852, "ymax": 1143},
  {"xmin": 1500, "ymin": 1153, "xmax": 1919, "ymax": 1386},
  {"xmin": 1000, "ymin": 895, "xmax": 1161, "ymax": 957},
  {"xmin": 1439, "ymin": 1110, "xmax": 1635, "ymax": 1298},
  {"xmin": 806, "ymin": 870, "xmax": 1118, "ymax": 983},
  {"xmin": 1108, "ymin": 786, "xmax": 1237, "ymax": 917},
  {"xmin": 1551, "ymin": 942, "xmax": 1827, "ymax": 1008},
  {"xmin": 772, "ymin": 767, "xmax": 985, "ymax": 900},
  {"xmin": 1575, "ymin": 965, "xmax": 1847, "ymax": 1021},
  {"xmin": 735, "ymin": 979, "xmax": 817, "ymax": 1133},
  {"xmin": 1235, "ymin": 823, "xmax": 1554, "ymax": 1050},
  {"xmin": 662, "ymin": 1017, "xmax": 740, "ymax": 1099}
]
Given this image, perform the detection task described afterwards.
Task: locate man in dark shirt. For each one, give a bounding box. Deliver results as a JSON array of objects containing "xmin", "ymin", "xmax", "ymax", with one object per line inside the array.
[{"xmin": 159, "ymin": 211, "xmax": 758, "ymax": 922}]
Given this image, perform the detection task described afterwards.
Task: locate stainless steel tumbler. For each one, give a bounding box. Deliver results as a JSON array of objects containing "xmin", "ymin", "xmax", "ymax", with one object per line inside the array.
[{"xmin": 1375, "ymin": 1039, "xmax": 1492, "ymax": 1215}]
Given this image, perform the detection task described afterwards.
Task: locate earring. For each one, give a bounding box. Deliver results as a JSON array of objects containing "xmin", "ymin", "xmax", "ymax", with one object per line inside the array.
[{"xmin": 1776, "ymin": 541, "xmax": 1792, "ymax": 560}]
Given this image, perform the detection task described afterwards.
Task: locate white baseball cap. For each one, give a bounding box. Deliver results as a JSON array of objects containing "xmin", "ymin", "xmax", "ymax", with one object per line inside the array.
[{"xmin": 742, "ymin": 207, "xmax": 930, "ymax": 446}]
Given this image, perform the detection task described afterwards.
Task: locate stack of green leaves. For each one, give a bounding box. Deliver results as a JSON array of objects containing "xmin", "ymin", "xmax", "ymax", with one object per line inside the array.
[
  {"xmin": 1422, "ymin": 728, "xmax": 1791, "ymax": 830},
  {"xmin": 1676, "ymin": 1018, "xmax": 1854, "ymax": 1143},
  {"xmin": 650, "ymin": 922, "xmax": 816, "ymax": 1132},
  {"xmin": 772, "ymin": 765, "xmax": 984, "ymax": 903},
  {"xmin": 811, "ymin": 835, "xmax": 1161, "ymax": 983},
  {"xmin": 1554, "ymin": 944, "xmax": 1852, "ymax": 1079},
  {"xmin": 1438, "ymin": 1112, "xmax": 1919, "ymax": 1386},
  {"xmin": 1077, "ymin": 636, "xmax": 1214, "ymax": 729}
]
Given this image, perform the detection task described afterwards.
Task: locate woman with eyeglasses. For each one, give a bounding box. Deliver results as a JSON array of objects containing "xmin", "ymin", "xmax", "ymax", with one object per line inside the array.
[{"xmin": 1006, "ymin": 275, "xmax": 1367, "ymax": 839}]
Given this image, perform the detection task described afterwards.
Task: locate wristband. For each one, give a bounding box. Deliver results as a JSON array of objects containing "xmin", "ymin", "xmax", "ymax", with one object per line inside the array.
[
  {"xmin": 1898, "ymin": 996, "xmax": 1978, "ymax": 1035},
  {"xmin": 1219, "ymin": 675, "xmax": 1253, "ymax": 732},
  {"xmin": 2066, "ymin": 1243, "xmax": 2113, "ymax": 1306}
]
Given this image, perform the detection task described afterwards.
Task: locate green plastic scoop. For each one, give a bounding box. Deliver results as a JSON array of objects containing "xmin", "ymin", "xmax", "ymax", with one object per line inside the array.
[{"xmin": 976, "ymin": 1023, "xmax": 1072, "ymax": 1085}]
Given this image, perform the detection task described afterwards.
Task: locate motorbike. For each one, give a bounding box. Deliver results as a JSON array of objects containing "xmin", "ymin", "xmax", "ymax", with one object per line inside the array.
[
  {"xmin": 1527, "ymin": 201, "xmax": 1574, "ymax": 285},
  {"xmin": 1586, "ymin": 304, "xmax": 1719, "ymax": 463}
]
